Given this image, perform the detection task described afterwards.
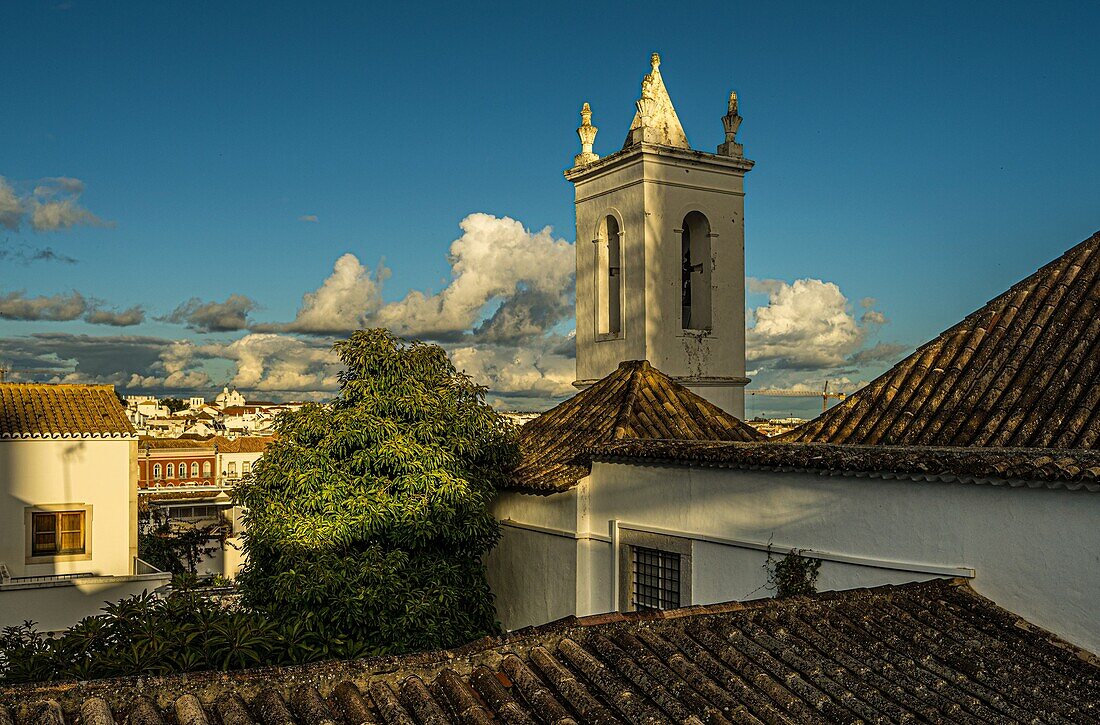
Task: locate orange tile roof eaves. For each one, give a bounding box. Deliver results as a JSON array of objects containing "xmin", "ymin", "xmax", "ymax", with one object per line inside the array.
[{"xmin": 0, "ymin": 383, "xmax": 135, "ymax": 439}]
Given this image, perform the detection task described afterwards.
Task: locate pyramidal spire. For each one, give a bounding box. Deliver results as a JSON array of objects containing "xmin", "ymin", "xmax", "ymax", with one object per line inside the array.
[{"xmin": 623, "ymin": 53, "xmax": 690, "ymax": 150}]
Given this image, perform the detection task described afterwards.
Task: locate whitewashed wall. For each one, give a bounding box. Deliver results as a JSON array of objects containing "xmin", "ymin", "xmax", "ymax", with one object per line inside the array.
[
  {"xmin": 489, "ymin": 461, "xmax": 1100, "ymax": 655},
  {"xmin": 0, "ymin": 438, "xmax": 165, "ymax": 631},
  {"xmin": 0, "ymin": 439, "xmax": 135, "ymax": 579}
]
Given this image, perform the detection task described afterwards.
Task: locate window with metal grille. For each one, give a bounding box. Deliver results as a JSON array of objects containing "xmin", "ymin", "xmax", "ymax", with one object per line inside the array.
[{"xmin": 631, "ymin": 546, "xmax": 680, "ymax": 610}]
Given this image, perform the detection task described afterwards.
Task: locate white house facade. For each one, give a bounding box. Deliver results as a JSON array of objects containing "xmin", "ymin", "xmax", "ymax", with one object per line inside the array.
[{"xmin": 0, "ymin": 383, "xmax": 170, "ymax": 631}]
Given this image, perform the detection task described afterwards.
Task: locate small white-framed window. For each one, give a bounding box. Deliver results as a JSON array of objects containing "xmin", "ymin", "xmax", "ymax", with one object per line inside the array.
[
  {"xmin": 153, "ymin": 463, "xmax": 162, "ymax": 479},
  {"xmin": 25, "ymin": 504, "xmax": 93, "ymax": 562},
  {"xmin": 227, "ymin": 462, "xmax": 237, "ymax": 475},
  {"xmin": 190, "ymin": 462, "xmax": 199, "ymax": 477},
  {"xmin": 242, "ymin": 462, "xmax": 251, "ymax": 474},
  {"xmin": 202, "ymin": 461, "xmax": 211, "ymax": 477},
  {"xmin": 166, "ymin": 463, "xmax": 174, "ymax": 478}
]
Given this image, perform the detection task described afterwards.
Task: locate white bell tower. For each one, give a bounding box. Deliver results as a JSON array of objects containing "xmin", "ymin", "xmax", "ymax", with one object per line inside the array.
[{"xmin": 567, "ymin": 53, "xmax": 754, "ymax": 417}]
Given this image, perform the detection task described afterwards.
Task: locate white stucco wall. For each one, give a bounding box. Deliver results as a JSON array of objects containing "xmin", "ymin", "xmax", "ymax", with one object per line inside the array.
[
  {"xmin": 0, "ymin": 439, "xmax": 135, "ymax": 579},
  {"xmin": 490, "ymin": 462, "xmax": 1100, "ymax": 654},
  {"xmin": 0, "ymin": 437, "xmax": 148, "ymax": 630}
]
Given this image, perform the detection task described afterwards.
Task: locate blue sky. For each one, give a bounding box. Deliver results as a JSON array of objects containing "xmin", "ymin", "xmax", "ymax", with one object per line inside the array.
[{"xmin": 1, "ymin": 1, "xmax": 1098, "ymax": 415}]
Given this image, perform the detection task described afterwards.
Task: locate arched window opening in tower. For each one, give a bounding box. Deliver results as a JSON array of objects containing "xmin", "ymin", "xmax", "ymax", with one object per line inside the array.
[
  {"xmin": 681, "ymin": 211, "xmax": 712, "ymax": 330},
  {"xmin": 597, "ymin": 215, "xmax": 622, "ymax": 335}
]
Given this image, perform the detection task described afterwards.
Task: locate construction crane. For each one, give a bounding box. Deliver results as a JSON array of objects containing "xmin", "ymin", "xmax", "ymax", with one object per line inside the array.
[{"xmin": 746, "ymin": 381, "xmax": 847, "ymax": 413}]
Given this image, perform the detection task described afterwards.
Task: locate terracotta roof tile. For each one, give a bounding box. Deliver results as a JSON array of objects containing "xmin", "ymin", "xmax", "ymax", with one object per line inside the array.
[
  {"xmin": 784, "ymin": 230, "xmax": 1100, "ymax": 447},
  {"xmin": 0, "ymin": 383, "xmax": 134, "ymax": 439},
  {"xmin": 511, "ymin": 360, "xmax": 764, "ymax": 492},
  {"xmin": 2, "ymin": 579, "xmax": 1096, "ymax": 723}
]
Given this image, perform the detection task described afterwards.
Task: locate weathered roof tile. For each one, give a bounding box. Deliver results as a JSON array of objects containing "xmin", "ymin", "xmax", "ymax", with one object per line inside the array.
[
  {"xmin": 6, "ymin": 580, "xmax": 1093, "ymax": 724},
  {"xmin": 784, "ymin": 230, "xmax": 1100, "ymax": 448},
  {"xmin": 512, "ymin": 361, "xmax": 763, "ymax": 493}
]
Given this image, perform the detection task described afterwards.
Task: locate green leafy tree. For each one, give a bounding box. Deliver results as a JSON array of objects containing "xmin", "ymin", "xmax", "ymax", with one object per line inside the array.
[
  {"xmin": 235, "ymin": 329, "xmax": 518, "ymax": 654},
  {"xmin": 162, "ymin": 397, "xmax": 188, "ymax": 414}
]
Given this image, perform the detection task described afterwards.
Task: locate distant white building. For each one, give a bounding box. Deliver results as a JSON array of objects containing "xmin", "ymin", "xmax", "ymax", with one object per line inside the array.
[
  {"xmin": 0, "ymin": 383, "xmax": 170, "ymax": 631},
  {"xmin": 215, "ymin": 387, "xmax": 246, "ymax": 408}
]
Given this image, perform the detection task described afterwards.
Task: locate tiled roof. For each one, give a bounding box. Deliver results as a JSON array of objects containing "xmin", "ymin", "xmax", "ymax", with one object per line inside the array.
[
  {"xmin": 2, "ymin": 579, "xmax": 1096, "ymax": 723},
  {"xmin": 784, "ymin": 230, "xmax": 1100, "ymax": 447},
  {"xmin": 511, "ymin": 360, "xmax": 764, "ymax": 493},
  {"xmin": 0, "ymin": 383, "xmax": 134, "ymax": 439},
  {"xmin": 592, "ymin": 439, "xmax": 1100, "ymax": 491},
  {"xmin": 139, "ymin": 436, "xmax": 216, "ymax": 450},
  {"xmin": 220, "ymin": 436, "xmax": 275, "ymax": 453}
]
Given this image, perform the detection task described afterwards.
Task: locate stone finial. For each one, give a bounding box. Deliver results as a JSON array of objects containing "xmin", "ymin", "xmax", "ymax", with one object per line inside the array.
[
  {"xmin": 624, "ymin": 52, "xmax": 690, "ymax": 149},
  {"xmin": 573, "ymin": 102, "xmax": 600, "ymax": 168},
  {"xmin": 717, "ymin": 89, "xmax": 744, "ymax": 157}
]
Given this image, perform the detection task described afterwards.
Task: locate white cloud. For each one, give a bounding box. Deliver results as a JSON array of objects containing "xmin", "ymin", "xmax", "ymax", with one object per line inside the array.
[
  {"xmin": 0, "ymin": 290, "xmax": 87, "ymax": 321},
  {"xmin": 374, "ymin": 213, "xmax": 575, "ymax": 342},
  {"xmin": 278, "ymin": 253, "xmax": 388, "ymax": 334},
  {"xmin": 0, "ymin": 175, "xmax": 112, "ymax": 232},
  {"xmin": 210, "ymin": 333, "xmax": 342, "ymax": 393},
  {"xmin": 0, "ymin": 178, "xmax": 23, "ymax": 230},
  {"xmin": 449, "ymin": 335, "xmax": 576, "ymax": 402},
  {"xmin": 747, "ymin": 278, "xmax": 867, "ymax": 370},
  {"xmin": 265, "ymin": 214, "xmax": 577, "ymax": 404}
]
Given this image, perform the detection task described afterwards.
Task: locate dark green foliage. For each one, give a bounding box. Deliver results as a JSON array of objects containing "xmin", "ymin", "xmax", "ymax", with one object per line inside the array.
[
  {"xmin": 766, "ymin": 548, "xmax": 822, "ymax": 598},
  {"xmin": 138, "ymin": 508, "xmax": 227, "ymax": 576},
  {"xmin": 0, "ymin": 589, "xmax": 372, "ymax": 684},
  {"xmin": 235, "ymin": 329, "xmax": 518, "ymax": 654},
  {"xmin": 161, "ymin": 397, "xmax": 188, "ymax": 414}
]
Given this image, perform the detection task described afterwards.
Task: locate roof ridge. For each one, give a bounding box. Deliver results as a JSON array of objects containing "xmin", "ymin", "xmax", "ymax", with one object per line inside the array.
[{"xmin": 611, "ymin": 361, "xmax": 647, "ymax": 439}]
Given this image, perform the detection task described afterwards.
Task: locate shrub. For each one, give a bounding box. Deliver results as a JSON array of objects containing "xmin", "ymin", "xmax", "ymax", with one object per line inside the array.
[
  {"xmin": 765, "ymin": 548, "xmax": 822, "ymax": 598},
  {"xmin": 0, "ymin": 588, "xmax": 372, "ymax": 684}
]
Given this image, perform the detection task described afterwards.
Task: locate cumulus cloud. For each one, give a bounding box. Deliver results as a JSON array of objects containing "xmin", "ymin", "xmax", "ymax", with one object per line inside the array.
[
  {"xmin": 449, "ymin": 334, "xmax": 576, "ymax": 402},
  {"xmin": 0, "ymin": 178, "xmax": 23, "ymax": 230},
  {"xmin": 0, "ymin": 290, "xmax": 87, "ymax": 321},
  {"xmin": 744, "ymin": 278, "xmax": 908, "ymax": 410},
  {"xmin": 0, "ymin": 176, "xmax": 113, "ymax": 232},
  {"xmin": 85, "ymin": 305, "xmax": 145, "ymax": 327},
  {"xmin": 298, "ymin": 214, "xmax": 319, "ymax": 223},
  {"xmin": 374, "ymin": 214, "xmax": 575, "ymax": 342},
  {"xmin": 208, "ymin": 333, "xmax": 342, "ymax": 393},
  {"xmin": 0, "ymin": 333, "xmax": 210, "ymax": 390},
  {"xmin": 261, "ymin": 214, "xmax": 577, "ymax": 403},
  {"xmin": 274, "ymin": 254, "xmax": 387, "ymax": 334},
  {"xmin": 0, "ymin": 176, "xmax": 112, "ymax": 232},
  {"xmin": 164, "ymin": 294, "xmax": 256, "ymax": 332},
  {"xmin": 0, "ymin": 214, "xmax": 575, "ymax": 406},
  {"xmin": 747, "ymin": 278, "xmax": 868, "ymax": 370}
]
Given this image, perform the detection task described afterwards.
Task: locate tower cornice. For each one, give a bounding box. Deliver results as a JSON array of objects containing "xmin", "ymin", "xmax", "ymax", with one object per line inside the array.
[{"xmin": 565, "ymin": 143, "xmax": 754, "ymax": 184}]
